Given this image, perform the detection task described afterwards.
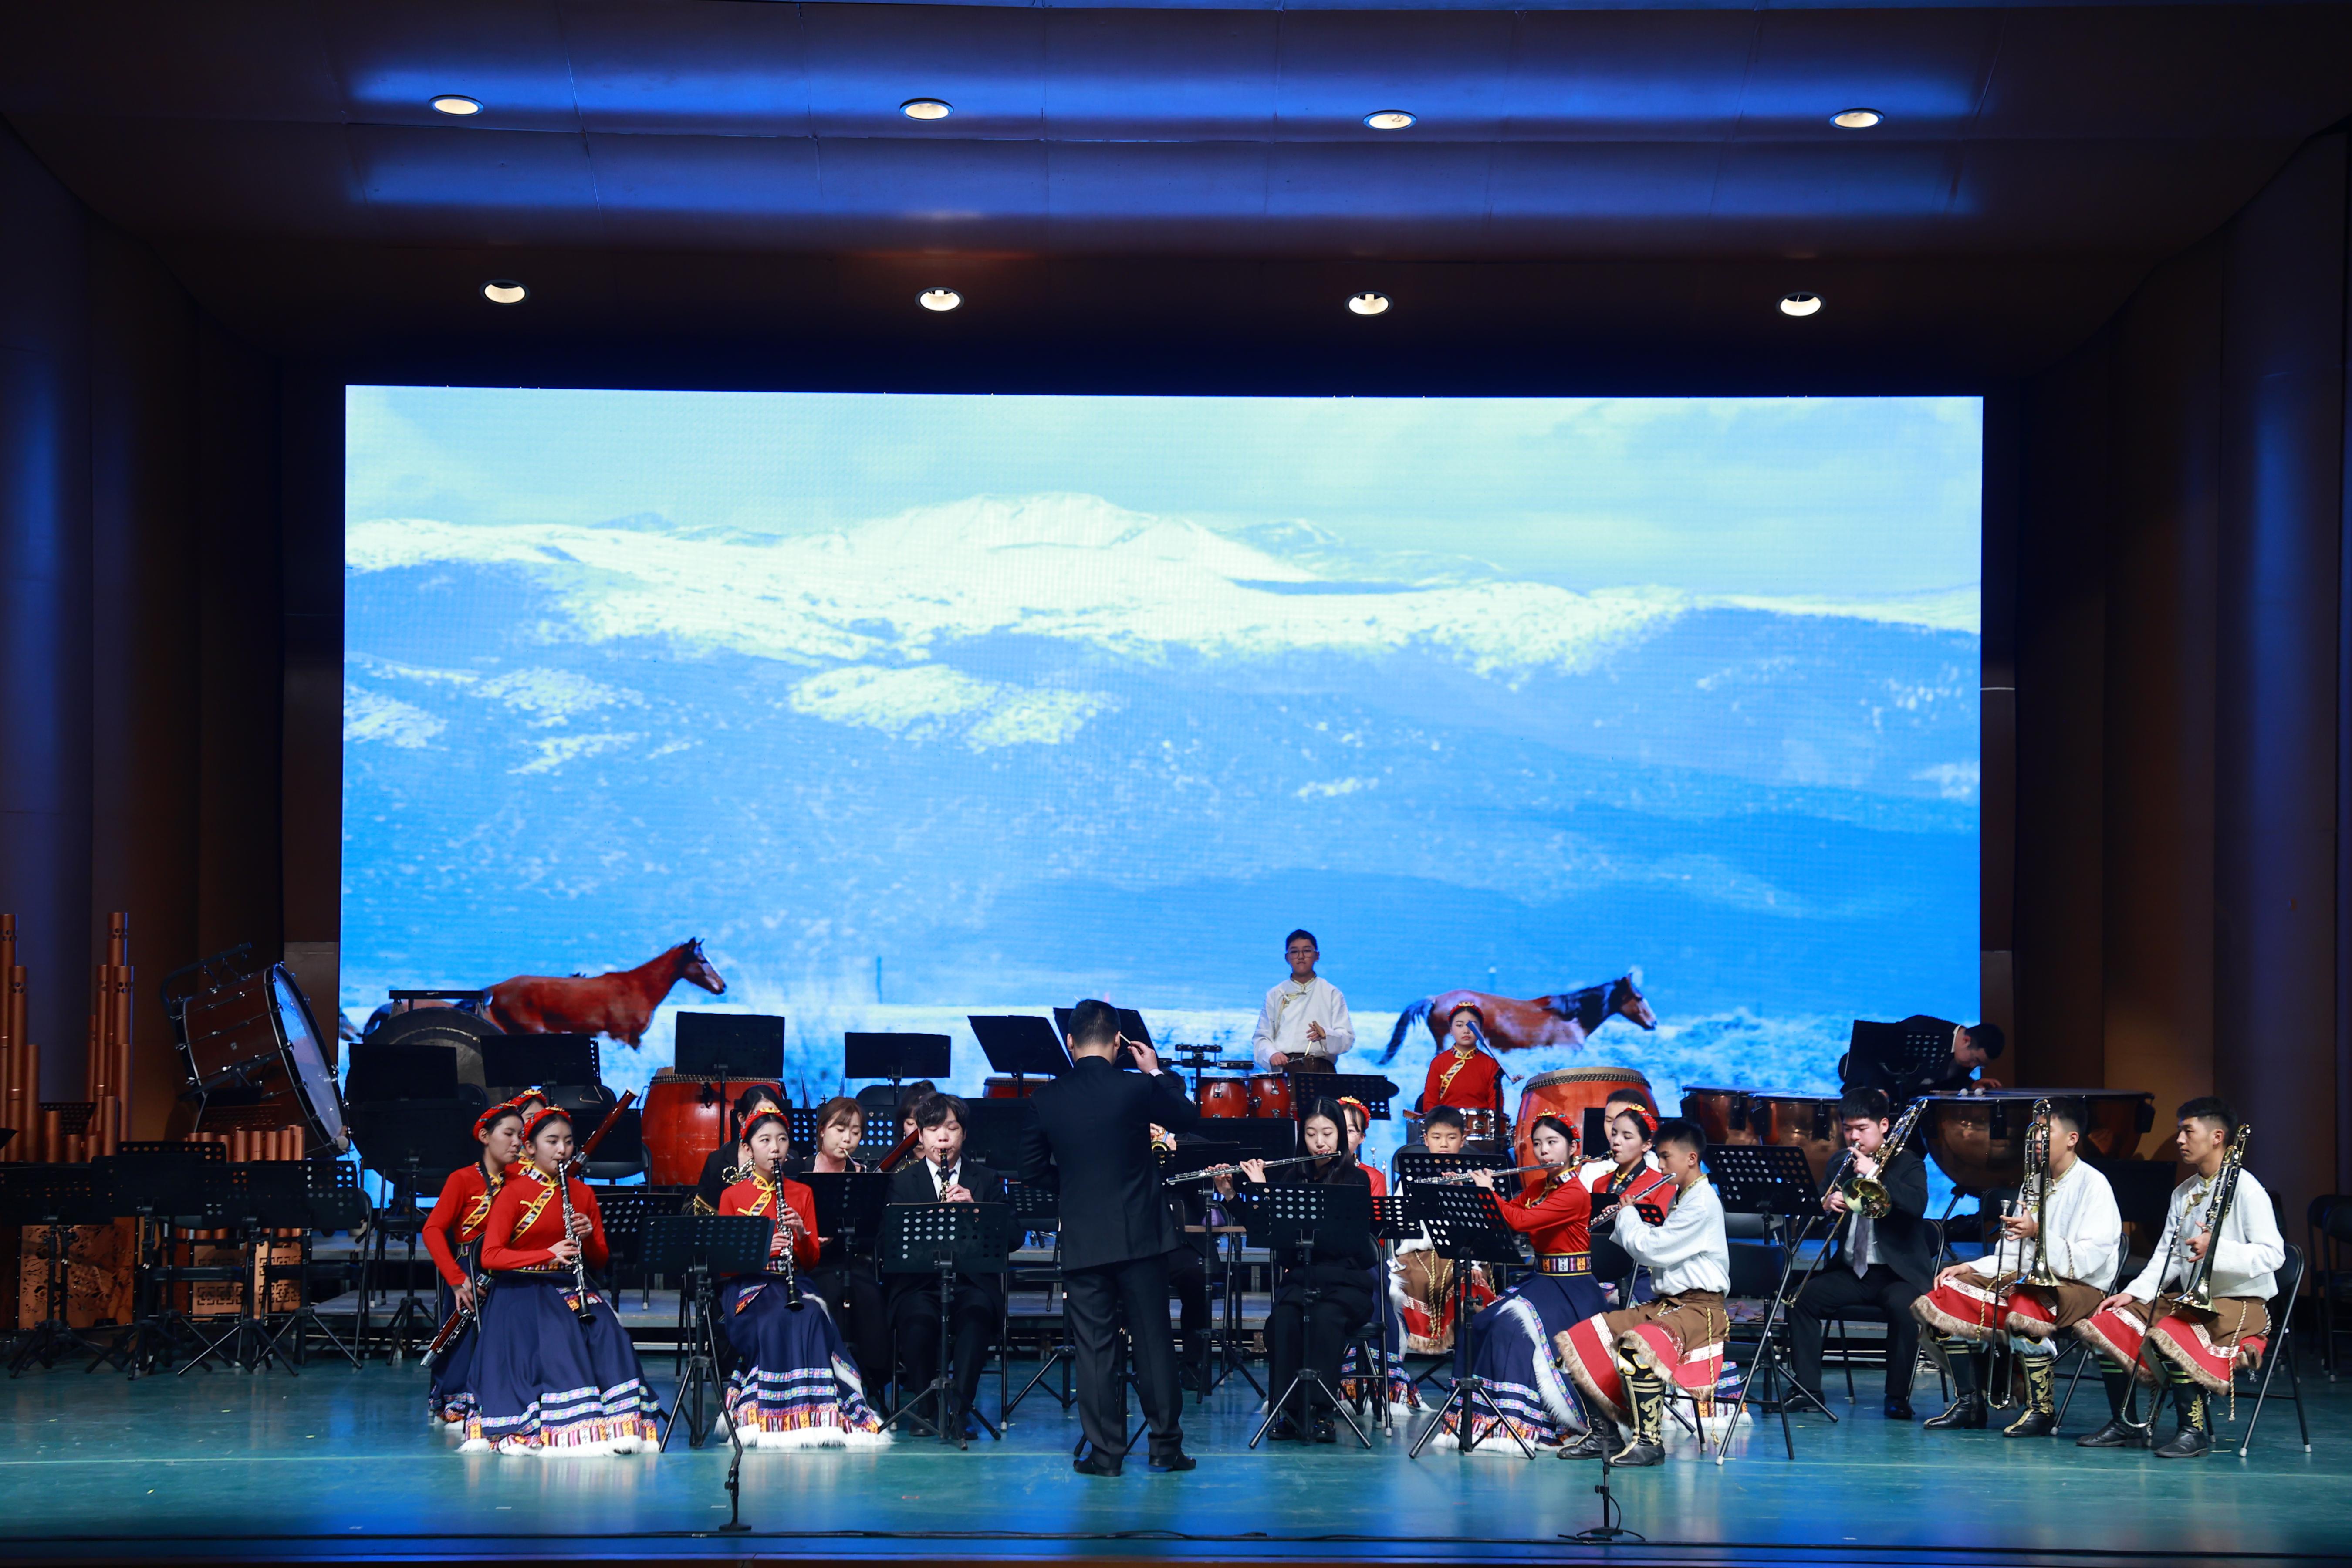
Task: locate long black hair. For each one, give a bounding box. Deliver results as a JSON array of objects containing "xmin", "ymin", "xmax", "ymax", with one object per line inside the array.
[{"xmin": 1299, "ymin": 1097, "xmax": 1351, "ymax": 1179}]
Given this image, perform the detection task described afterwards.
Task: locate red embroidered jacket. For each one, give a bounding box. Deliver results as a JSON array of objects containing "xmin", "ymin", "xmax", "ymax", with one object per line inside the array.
[
  {"xmin": 719, "ymin": 1173, "xmax": 821, "ymax": 1271},
  {"xmin": 480, "ymin": 1165, "xmax": 610, "ymax": 1272},
  {"xmin": 421, "ymin": 1162, "xmax": 504, "ymax": 1289}
]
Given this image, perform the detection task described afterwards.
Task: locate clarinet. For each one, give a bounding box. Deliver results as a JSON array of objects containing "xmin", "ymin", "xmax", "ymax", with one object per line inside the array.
[
  {"xmin": 555, "ymin": 1167, "xmax": 595, "ymax": 1325},
  {"xmin": 766, "ymin": 1161, "xmax": 804, "ymax": 1309}
]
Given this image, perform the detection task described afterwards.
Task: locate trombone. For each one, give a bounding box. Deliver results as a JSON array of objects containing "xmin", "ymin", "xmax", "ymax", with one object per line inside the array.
[
  {"xmin": 1838, "ymin": 1098, "xmax": 1927, "ymax": 1219},
  {"xmin": 2119, "ymin": 1123, "xmax": 2253, "ymax": 1435},
  {"xmin": 1986, "ymin": 1097, "xmax": 2056, "ymax": 1410}
]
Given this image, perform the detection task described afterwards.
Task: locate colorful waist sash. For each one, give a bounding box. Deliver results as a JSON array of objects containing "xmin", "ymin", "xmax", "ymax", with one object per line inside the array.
[{"xmin": 1538, "ymin": 1252, "xmax": 1592, "ymax": 1276}]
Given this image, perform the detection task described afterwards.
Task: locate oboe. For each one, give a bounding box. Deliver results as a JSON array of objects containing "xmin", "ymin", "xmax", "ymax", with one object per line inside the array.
[
  {"xmin": 555, "ymin": 1166, "xmax": 595, "ymax": 1325},
  {"xmin": 764, "ymin": 1157, "xmax": 804, "ymax": 1309}
]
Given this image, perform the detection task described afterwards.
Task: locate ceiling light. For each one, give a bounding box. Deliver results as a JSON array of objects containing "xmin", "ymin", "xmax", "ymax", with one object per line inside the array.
[
  {"xmin": 1347, "ymin": 292, "xmax": 1391, "ymax": 316},
  {"xmin": 1779, "ymin": 292, "xmax": 1822, "ymax": 318},
  {"xmin": 902, "ymin": 98, "xmax": 952, "ymax": 121},
  {"xmin": 482, "ymin": 280, "xmax": 527, "ymax": 305},
  {"xmin": 1363, "ymin": 110, "xmax": 1416, "ymax": 131},
  {"xmin": 431, "ymin": 95, "xmax": 482, "ymax": 116},
  {"xmin": 1831, "ymin": 108, "xmax": 1882, "ymax": 129},
  {"xmin": 919, "ymin": 288, "xmax": 962, "ymax": 312}
]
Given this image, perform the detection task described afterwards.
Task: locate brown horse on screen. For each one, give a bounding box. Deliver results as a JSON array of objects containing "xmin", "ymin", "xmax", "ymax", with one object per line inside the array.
[
  {"xmin": 1374, "ymin": 973, "xmax": 1656, "ymax": 1064},
  {"xmin": 487, "ymin": 938, "xmax": 727, "ymax": 1044}
]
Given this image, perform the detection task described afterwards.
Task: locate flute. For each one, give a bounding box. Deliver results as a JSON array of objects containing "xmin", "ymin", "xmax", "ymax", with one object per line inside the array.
[
  {"xmin": 1162, "ymin": 1152, "xmax": 1328, "ymax": 1185},
  {"xmin": 1428, "ymin": 1162, "xmax": 1553, "ymax": 1185}
]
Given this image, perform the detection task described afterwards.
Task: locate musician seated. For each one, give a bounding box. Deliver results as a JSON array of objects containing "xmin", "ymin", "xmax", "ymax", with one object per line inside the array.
[
  {"xmin": 1252, "ymin": 929, "xmax": 1354, "ymax": 1073},
  {"xmin": 896, "ymin": 1079, "xmax": 939, "ymax": 1146},
  {"xmin": 1581, "ymin": 1105, "xmax": 1659, "ymax": 1304},
  {"xmin": 422, "ymin": 1101, "xmax": 526, "ymax": 1428},
  {"xmin": 464, "ymin": 1108, "xmax": 659, "ymax": 1454},
  {"xmin": 715, "ymin": 1110, "xmax": 889, "ymax": 1446},
  {"xmin": 885, "ymin": 1093, "xmax": 1007, "ymax": 1440},
  {"xmin": 785, "ymin": 1096, "xmax": 894, "ymax": 1391},
  {"xmin": 1215, "ymin": 1098, "xmax": 1376, "ymax": 1443},
  {"xmin": 1421, "ymin": 1105, "xmax": 1468, "ymax": 1159},
  {"xmin": 1914, "ymin": 1097, "xmax": 2120, "ymax": 1437},
  {"xmin": 1575, "ymin": 1092, "xmax": 1660, "ymax": 1191},
  {"xmin": 1788, "ymin": 1089, "xmax": 1933, "ymax": 1420},
  {"xmin": 694, "ymin": 1082, "xmax": 786, "ymax": 1215},
  {"xmin": 1391, "ymin": 1106, "xmax": 1494, "ymax": 1359},
  {"xmin": 2075, "ymin": 1097, "xmax": 2284, "ymax": 1458},
  {"xmin": 1416, "ymin": 1005, "xmax": 1504, "ymax": 1128},
  {"xmin": 1556, "ymin": 1119, "xmax": 1729, "ymax": 1465}
]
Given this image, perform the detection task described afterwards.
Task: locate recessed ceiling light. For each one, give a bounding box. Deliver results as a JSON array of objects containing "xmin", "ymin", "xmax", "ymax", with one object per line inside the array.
[
  {"xmin": 902, "ymin": 98, "xmax": 952, "ymax": 121},
  {"xmin": 1779, "ymin": 292, "xmax": 1823, "ymax": 318},
  {"xmin": 1347, "ymin": 292, "xmax": 1391, "ymax": 316},
  {"xmin": 1363, "ymin": 110, "xmax": 1416, "ymax": 131},
  {"xmin": 1831, "ymin": 108, "xmax": 1882, "ymax": 129},
  {"xmin": 482, "ymin": 280, "xmax": 527, "ymax": 305},
  {"xmin": 919, "ymin": 288, "xmax": 962, "ymax": 312},
  {"xmin": 431, "ymin": 95, "xmax": 482, "ymax": 116}
]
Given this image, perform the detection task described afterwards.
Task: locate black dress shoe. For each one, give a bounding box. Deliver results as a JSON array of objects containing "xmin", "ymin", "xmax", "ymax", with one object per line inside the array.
[
  {"xmin": 1074, "ymin": 1453, "xmax": 1124, "ymax": 1477},
  {"xmin": 1148, "ymin": 1450, "xmax": 1197, "ymax": 1473},
  {"xmin": 2153, "ymin": 1426, "xmax": 2211, "ymax": 1459},
  {"xmin": 1884, "ymin": 1397, "xmax": 1915, "ymax": 1421},
  {"xmin": 2077, "ymin": 1418, "xmax": 2149, "ymax": 1449},
  {"xmin": 1607, "ymin": 1438, "xmax": 1666, "ymax": 1467},
  {"xmin": 1557, "ymin": 1427, "xmax": 1614, "ymax": 1460},
  {"xmin": 1923, "ymin": 1393, "xmax": 1987, "ymax": 1431},
  {"xmin": 1312, "ymin": 1416, "xmax": 1338, "ymax": 1445}
]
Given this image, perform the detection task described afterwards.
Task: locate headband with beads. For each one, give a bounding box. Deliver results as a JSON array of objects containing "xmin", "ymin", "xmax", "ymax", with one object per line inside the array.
[
  {"xmin": 524, "ymin": 1105, "xmax": 574, "ymax": 1145},
  {"xmin": 474, "ymin": 1099, "xmax": 525, "ymax": 1140}
]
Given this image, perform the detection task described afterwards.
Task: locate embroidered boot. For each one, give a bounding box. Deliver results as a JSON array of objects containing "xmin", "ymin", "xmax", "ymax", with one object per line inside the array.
[
  {"xmin": 2152, "ymin": 1366, "xmax": 2211, "ymax": 1458},
  {"xmin": 2001, "ymin": 1349, "xmax": 2057, "ymax": 1437},
  {"xmin": 1609, "ymin": 1371, "xmax": 1667, "ymax": 1467}
]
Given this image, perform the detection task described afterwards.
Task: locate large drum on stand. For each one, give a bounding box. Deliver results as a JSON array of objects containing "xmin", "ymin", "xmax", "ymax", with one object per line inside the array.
[
  {"xmin": 1920, "ymin": 1089, "xmax": 2156, "ymax": 1193},
  {"xmin": 1247, "ymin": 1074, "xmax": 1294, "ymax": 1121},
  {"xmin": 1513, "ymin": 1065, "xmax": 1656, "ymax": 1167},
  {"xmin": 164, "ymin": 952, "xmax": 350, "ymax": 1155},
  {"xmin": 1197, "ymin": 1078, "xmax": 1250, "ymax": 1119},
  {"xmin": 1746, "ymin": 1092, "xmax": 1846, "ymax": 1188},
  {"xmin": 1680, "ymin": 1085, "xmax": 1762, "ymax": 1151},
  {"xmin": 641, "ymin": 1070, "xmax": 746, "ymax": 1188}
]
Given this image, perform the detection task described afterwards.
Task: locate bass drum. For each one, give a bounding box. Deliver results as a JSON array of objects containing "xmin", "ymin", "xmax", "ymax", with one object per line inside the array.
[
  {"xmin": 1197, "ymin": 1078, "xmax": 1250, "ymax": 1120},
  {"xmin": 1513, "ymin": 1066, "xmax": 1656, "ymax": 1169},
  {"xmin": 1921, "ymin": 1089, "xmax": 2156, "ymax": 1193},
  {"xmin": 1679, "ymin": 1085, "xmax": 1763, "ymax": 1152},
  {"xmin": 1247, "ymin": 1074, "xmax": 1294, "ymax": 1121},
  {"xmin": 171, "ymin": 960, "xmax": 351, "ymax": 1155},
  {"xmin": 1748, "ymin": 1092, "xmax": 1845, "ymax": 1188},
  {"xmin": 641, "ymin": 1071, "xmax": 737, "ymax": 1189},
  {"xmin": 985, "ymin": 1077, "xmax": 1042, "ymax": 1099}
]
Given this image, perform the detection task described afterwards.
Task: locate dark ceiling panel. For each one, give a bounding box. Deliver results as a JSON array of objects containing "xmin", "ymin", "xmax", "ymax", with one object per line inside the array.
[
  {"xmin": 0, "ymin": 0, "xmax": 344, "ymax": 122},
  {"xmin": 1269, "ymin": 11, "xmax": 1519, "ymax": 138},
  {"xmin": 7, "ymin": 113, "xmax": 365, "ymax": 239},
  {"xmin": 348, "ymin": 123, "xmax": 604, "ymax": 246},
  {"xmin": 321, "ymin": 0, "xmax": 581, "ymax": 131},
  {"xmin": 1041, "ymin": 10, "xmax": 1281, "ymax": 140},
  {"xmin": 1735, "ymin": 10, "xmax": 2001, "ymax": 135},
  {"xmin": 564, "ymin": 0, "xmax": 812, "ymax": 137},
  {"xmin": 1974, "ymin": 8, "xmax": 2352, "ymax": 139},
  {"xmin": 801, "ymin": 4, "xmax": 1047, "ymax": 138},
  {"xmin": 1502, "ymin": 12, "xmax": 1754, "ymax": 138}
]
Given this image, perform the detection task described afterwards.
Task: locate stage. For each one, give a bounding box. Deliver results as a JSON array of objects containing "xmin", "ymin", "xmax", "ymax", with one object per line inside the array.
[{"xmin": 0, "ymin": 1347, "xmax": 2338, "ymax": 1565}]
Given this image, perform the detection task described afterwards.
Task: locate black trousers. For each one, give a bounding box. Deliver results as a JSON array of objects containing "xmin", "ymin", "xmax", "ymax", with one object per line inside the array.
[
  {"xmin": 1066, "ymin": 1253, "xmax": 1185, "ymax": 1461},
  {"xmin": 890, "ymin": 1279, "xmax": 997, "ymax": 1412},
  {"xmin": 1166, "ymin": 1245, "xmax": 1210, "ymax": 1344},
  {"xmin": 1265, "ymin": 1266, "xmax": 1374, "ymax": 1427},
  {"xmin": 1789, "ymin": 1261, "xmax": 1923, "ymax": 1400},
  {"xmin": 809, "ymin": 1261, "xmax": 890, "ymax": 1387}
]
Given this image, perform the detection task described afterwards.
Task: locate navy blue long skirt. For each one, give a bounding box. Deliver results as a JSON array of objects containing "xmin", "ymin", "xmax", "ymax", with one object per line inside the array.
[
  {"xmin": 717, "ymin": 1275, "xmax": 889, "ymax": 1447},
  {"xmin": 1436, "ymin": 1269, "xmax": 1608, "ymax": 1449},
  {"xmin": 426, "ymin": 1281, "xmax": 479, "ymax": 1426},
  {"xmin": 463, "ymin": 1275, "xmax": 659, "ymax": 1454}
]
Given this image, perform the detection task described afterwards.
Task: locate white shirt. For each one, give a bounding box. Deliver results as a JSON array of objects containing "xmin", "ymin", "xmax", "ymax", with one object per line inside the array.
[
  {"xmin": 1612, "ymin": 1177, "xmax": 1730, "ymax": 1296},
  {"xmin": 2126, "ymin": 1166, "xmax": 2284, "ymax": 1304},
  {"xmin": 1250, "ymin": 975, "xmax": 1355, "ymax": 1068},
  {"xmin": 1963, "ymin": 1156, "xmax": 2122, "ymax": 1289}
]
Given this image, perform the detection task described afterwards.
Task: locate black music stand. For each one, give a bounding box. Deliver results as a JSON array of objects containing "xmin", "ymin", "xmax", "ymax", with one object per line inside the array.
[
  {"xmin": 1319, "ymin": 1073, "xmax": 1403, "ymax": 1120},
  {"xmin": 1242, "ymin": 1181, "xmax": 1375, "ymax": 1450},
  {"xmin": 676, "ymin": 1014, "xmax": 786, "ymax": 1081},
  {"xmin": 260, "ymin": 1161, "xmax": 370, "ymax": 1370},
  {"xmin": 1002, "ymin": 1179, "xmax": 1076, "ymax": 1416},
  {"xmin": 347, "ymin": 1099, "xmax": 483, "ymax": 1363},
  {"xmin": 844, "ymin": 1033, "xmax": 951, "ymax": 1104},
  {"xmin": 877, "ymin": 1201, "xmax": 1011, "ymax": 1447},
  {"xmin": 101, "ymin": 1144, "xmax": 227, "ymax": 1376},
  {"xmin": 969, "ymin": 1015, "xmax": 1070, "ymax": 1091},
  {"xmin": 803, "ymin": 1172, "xmax": 892, "ymax": 1257},
  {"xmin": 1403, "ymin": 1181, "xmax": 1536, "ymax": 1459},
  {"xmin": 643, "ymin": 1215, "xmax": 767, "ymax": 1533},
  {"xmin": 1707, "ymin": 1142, "xmax": 1834, "ymax": 1462},
  {"xmin": 482, "ymin": 1034, "xmax": 599, "ymax": 1093},
  {"xmin": 2, "ymin": 1167, "xmax": 118, "ymax": 1375}
]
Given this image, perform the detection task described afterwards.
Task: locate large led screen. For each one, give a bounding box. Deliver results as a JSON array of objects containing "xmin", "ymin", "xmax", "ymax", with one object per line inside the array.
[{"xmin": 344, "ymin": 389, "xmax": 1981, "ymax": 1168}]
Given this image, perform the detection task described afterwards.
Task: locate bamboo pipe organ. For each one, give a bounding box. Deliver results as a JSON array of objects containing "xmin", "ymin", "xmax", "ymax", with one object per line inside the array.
[{"xmin": 0, "ymin": 911, "xmax": 142, "ymax": 1162}]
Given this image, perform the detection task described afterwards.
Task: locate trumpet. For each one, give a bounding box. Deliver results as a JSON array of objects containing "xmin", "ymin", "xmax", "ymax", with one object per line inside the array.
[
  {"xmin": 1838, "ymin": 1098, "xmax": 1927, "ymax": 1220},
  {"xmin": 1162, "ymin": 1152, "xmax": 1328, "ymax": 1185}
]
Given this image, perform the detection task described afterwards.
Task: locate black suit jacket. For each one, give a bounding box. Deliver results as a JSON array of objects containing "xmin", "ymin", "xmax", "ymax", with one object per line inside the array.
[
  {"xmin": 1832, "ymin": 1147, "xmax": 1936, "ymax": 1291},
  {"xmin": 885, "ymin": 1157, "xmax": 1009, "ymax": 1305},
  {"xmin": 1020, "ymin": 1056, "xmax": 1203, "ymax": 1271}
]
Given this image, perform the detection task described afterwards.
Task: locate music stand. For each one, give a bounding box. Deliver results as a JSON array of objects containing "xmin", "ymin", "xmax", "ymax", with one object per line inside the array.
[
  {"xmin": 1241, "ymin": 1181, "xmax": 1376, "ymax": 1450},
  {"xmin": 483, "ymin": 1034, "xmax": 599, "ymax": 1093},
  {"xmin": 803, "ymin": 1172, "xmax": 892, "ymax": 1256},
  {"xmin": 1318, "ymin": 1073, "xmax": 1402, "ymax": 1120},
  {"xmin": 2, "ymin": 1167, "xmax": 118, "ymax": 1375},
  {"xmin": 100, "ymin": 1145, "xmax": 226, "ymax": 1376},
  {"xmin": 1402, "ymin": 1181, "xmax": 1537, "ymax": 1459},
  {"xmin": 877, "ymin": 1201, "xmax": 1011, "ymax": 1448},
  {"xmin": 642, "ymin": 1214, "xmax": 767, "ymax": 1530},
  {"xmin": 1705, "ymin": 1142, "xmax": 1835, "ymax": 1462},
  {"xmin": 969, "ymin": 1016, "xmax": 1070, "ymax": 1091},
  {"xmin": 345, "ymin": 1099, "xmax": 483, "ymax": 1363},
  {"xmin": 843, "ymin": 1033, "xmax": 950, "ymax": 1100},
  {"xmin": 676, "ymin": 1014, "xmax": 786, "ymax": 1081},
  {"xmin": 1002, "ymin": 1181, "xmax": 1077, "ymax": 1417}
]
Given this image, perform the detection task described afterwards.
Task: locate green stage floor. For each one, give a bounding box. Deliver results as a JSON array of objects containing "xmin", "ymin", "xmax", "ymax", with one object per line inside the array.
[{"xmin": 0, "ymin": 1344, "xmax": 2339, "ymax": 1564}]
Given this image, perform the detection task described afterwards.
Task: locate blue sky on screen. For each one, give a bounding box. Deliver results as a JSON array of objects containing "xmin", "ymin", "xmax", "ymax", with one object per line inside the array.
[{"xmin": 348, "ymin": 388, "xmax": 1980, "ymax": 600}]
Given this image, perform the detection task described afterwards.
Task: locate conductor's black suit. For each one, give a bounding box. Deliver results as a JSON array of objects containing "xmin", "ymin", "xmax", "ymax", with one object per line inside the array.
[{"xmin": 1020, "ymin": 1054, "xmax": 1202, "ymax": 1465}]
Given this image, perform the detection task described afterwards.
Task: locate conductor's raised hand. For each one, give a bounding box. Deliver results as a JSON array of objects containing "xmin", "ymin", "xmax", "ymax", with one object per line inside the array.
[{"xmin": 1123, "ymin": 1034, "xmax": 1162, "ymax": 1076}]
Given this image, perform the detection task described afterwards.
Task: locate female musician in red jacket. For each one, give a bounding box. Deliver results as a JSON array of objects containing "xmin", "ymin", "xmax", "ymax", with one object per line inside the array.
[
  {"xmin": 1433, "ymin": 1114, "xmax": 1607, "ymax": 1451},
  {"xmin": 421, "ymin": 1101, "xmax": 526, "ymax": 1426},
  {"xmin": 462, "ymin": 1107, "xmax": 659, "ymax": 1455},
  {"xmin": 713, "ymin": 1109, "xmax": 889, "ymax": 1446},
  {"xmin": 1416, "ymin": 1005, "xmax": 1505, "ymax": 1136}
]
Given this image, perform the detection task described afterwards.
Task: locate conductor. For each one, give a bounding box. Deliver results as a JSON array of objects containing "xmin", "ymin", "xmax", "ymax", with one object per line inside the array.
[{"xmin": 1020, "ymin": 998, "xmax": 1203, "ymax": 1476}]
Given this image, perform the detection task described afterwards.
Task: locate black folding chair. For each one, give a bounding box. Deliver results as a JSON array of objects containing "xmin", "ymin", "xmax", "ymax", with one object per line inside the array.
[{"xmin": 2234, "ymin": 1244, "xmax": 2311, "ymax": 1456}]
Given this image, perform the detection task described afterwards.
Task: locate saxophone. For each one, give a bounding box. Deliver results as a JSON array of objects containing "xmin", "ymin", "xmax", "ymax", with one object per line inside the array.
[
  {"xmin": 764, "ymin": 1161, "xmax": 804, "ymax": 1309},
  {"xmin": 555, "ymin": 1166, "xmax": 595, "ymax": 1325}
]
